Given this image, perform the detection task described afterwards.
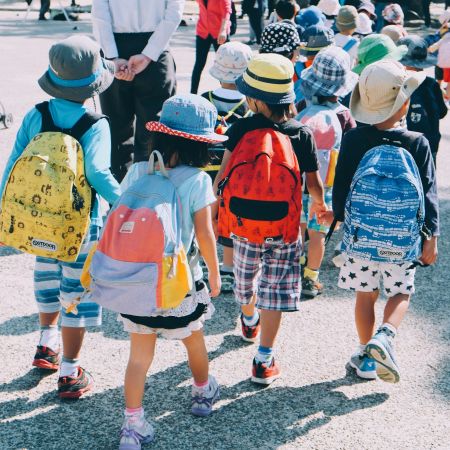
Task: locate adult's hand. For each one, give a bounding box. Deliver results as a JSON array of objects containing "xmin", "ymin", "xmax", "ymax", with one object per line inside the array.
[
  {"xmin": 128, "ymin": 54, "xmax": 152, "ymax": 75},
  {"xmin": 217, "ymin": 32, "xmax": 227, "ymax": 45},
  {"xmin": 113, "ymin": 58, "xmax": 135, "ymax": 81}
]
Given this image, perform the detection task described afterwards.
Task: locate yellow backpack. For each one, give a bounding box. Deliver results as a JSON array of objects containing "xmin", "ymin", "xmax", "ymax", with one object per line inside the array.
[{"xmin": 0, "ymin": 102, "xmax": 102, "ymax": 262}]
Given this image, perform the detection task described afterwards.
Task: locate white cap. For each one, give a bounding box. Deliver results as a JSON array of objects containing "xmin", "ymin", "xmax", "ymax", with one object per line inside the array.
[
  {"xmin": 350, "ymin": 59, "xmax": 426, "ymax": 124},
  {"xmin": 356, "ymin": 12, "xmax": 373, "ymax": 35},
  {"xmin": 317, "ymin": 0, "xmax": 340, "ymax": 16}
]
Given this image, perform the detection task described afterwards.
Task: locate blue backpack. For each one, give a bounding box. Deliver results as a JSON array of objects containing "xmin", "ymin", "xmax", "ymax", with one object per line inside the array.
[{"xmin": 342, "ymin": 144, "xmax": 426, "ymax": 263}]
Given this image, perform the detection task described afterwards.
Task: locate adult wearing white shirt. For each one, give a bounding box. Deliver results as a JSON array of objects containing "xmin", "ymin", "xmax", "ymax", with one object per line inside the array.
[{"xmin": 92, "ymin": 0, "xmax": 185, "ymax": 181}]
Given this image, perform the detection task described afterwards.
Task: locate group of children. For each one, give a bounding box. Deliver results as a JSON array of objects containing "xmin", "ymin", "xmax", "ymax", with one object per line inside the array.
[{"xmin": 0, "ymin": 2, "xmax": 446, "ymax": 449}]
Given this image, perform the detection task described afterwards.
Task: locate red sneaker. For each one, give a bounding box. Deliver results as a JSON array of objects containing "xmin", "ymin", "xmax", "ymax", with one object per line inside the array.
[
  {"xmin": 251, "ymin": 358, "xmax": 281, "ymax": 385},
  {"xmin": 32, "ymin": 345, "xmax": 60, "ymax": 370},
  {"xmin": 240, "ymin": 314, "xmax": 260, "ymax": 343},
  {"xmin": 58, "ymin": 367, "xmax": 93, "ymax": 399}
]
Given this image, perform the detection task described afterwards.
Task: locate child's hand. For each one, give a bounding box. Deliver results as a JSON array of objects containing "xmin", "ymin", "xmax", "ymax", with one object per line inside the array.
[
  {"xmin": 309, "ymin": 201, "xmax": 328, "ymax": 220},
  {"xmin": 420, "ymin": 236, "xmax": 438, "ymax": 265},
  {"xmin": 317, "ymin": 210, "xmax": 335, "ymax": 226},
  {"xmin": 208, "ymin": 272, "xmax": 221, "ymax": 298}
]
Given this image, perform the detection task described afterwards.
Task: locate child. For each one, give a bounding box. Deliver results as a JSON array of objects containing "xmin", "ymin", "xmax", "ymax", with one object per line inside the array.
[
  {"xmin": 297, "ymin": 46, "xmax": 358, "ymax": 297},
  {"xmin": 335, "ymin": 6, "xmax": 360, "ymax": 67},
  {"xmin": 118, "ymin": 94, "xmax": 222, "ymax": 448},
  {"xmin": 382, "ymin": 3, "xmax": 406, "ymax": 37},
  {"xmin": 202, "ymin": 41, "xmax": 253, "ymax": 293},
  {"xmin": 355, "ymin": 12, "xmax": 373, "ymax": 38},
  {"xmin": 0, "ymin": 36, "xmax": 121, "ymax": 397},
  {"xmin": 429, "ymin": 11, "xmax": 450, "ymax": 102},
  {"xmin": 214, "ymin": 54, "xmax": 326, "ymax": 384},
  {"xmin": 381, "ymin": 24, "xmax": 405, "ymax": 44},
  {"xmin": 295, "ymin": 24, "xmax": 335, "ymax": 102},
  {"xmin": 398, "ymin": 36, "xmax": 447, "ymax": 164},
  {"xmin": 295, "ymin": 5, "xmax": 325, "ymax": 35},
  {"xmin": 317, "ymin": 0, "xmax": 340, "ymax": 29},
  {"xmin": 267, "ymin": 0, "xmax": 300, "ymax": 25},
  {"xmin": 324, "ymin": 60, "xmax": 439, "ymax": 382},
  {"xmin": 260, "ymin": 20, "xmax": 302, "ymax": 62}
]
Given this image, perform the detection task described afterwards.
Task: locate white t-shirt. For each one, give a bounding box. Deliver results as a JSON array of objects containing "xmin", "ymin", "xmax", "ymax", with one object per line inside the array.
[{"xmin": 334, "ymin": 33, "xmax": 359, "ymax": 67}]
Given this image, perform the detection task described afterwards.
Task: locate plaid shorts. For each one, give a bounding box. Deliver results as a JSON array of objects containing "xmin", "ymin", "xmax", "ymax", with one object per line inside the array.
[{"xmin": 233, "ymin": 240, "xmax": 302, "ymax": 311}]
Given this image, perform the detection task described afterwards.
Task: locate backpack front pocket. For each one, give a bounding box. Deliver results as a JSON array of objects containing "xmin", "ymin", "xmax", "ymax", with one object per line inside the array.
[{"xmin": 90, "ymin": 251, "xmax": 159, "ymax": 316}]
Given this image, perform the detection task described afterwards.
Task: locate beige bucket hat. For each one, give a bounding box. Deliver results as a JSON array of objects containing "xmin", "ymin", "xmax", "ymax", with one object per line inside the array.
[{"xmin": 350, "ymin": 59, "xmax": 426, "ymax": 125}]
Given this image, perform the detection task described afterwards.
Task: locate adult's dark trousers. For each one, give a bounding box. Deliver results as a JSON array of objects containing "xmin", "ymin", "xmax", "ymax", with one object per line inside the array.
[
  {"xmin": 422, "ymin": 0, "xmax": 431, "ymax": 26},
  {"xmin": 39, "ymin": 0, "xmax": 50, "ymax": 18},
  {"xmin": 190, "ymin": 35, "xmax": 220, "ymax": 94},
  {"xmin": 100, "ymin": 32, "xmax": 176, "ymax": 182},
  {"xmin": 248, "ymin": 7, "xmax": 264, "ymax": 44}
]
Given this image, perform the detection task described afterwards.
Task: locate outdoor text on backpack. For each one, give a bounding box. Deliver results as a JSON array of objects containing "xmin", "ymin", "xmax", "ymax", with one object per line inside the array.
[{"xmin": 217, "ymin": 128, "xmax": 302, "ymax": 244}]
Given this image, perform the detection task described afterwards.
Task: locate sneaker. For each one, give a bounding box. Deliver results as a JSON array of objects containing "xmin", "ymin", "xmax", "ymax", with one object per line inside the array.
[
  {"xmin": 32, "ymin": 345, "xmax": 60, "ymax": 370},
  {"xmin": 240, "ymin": 314, "xmax": 260, "ymax": 343},
  {"xmin": 58, "ymin": 367, "xmax": 93, "ymax": 398},
  {"xmin": 302, "ymin": 277, "xmax": 323, "ymax": 299},
  {"xmin": 191, "ymin": 375, "xmax": 220, "ymax": 417},
  {"xmin": 365, "ymin": 330, "xmax": 400, "ymax": 383},
  {"xmin": 349, "ymin": 352, "xmax": 377, "ymax": 380},
  {"xmin": 119, "ymin": 416, "xmax": 155, "ymax": 450},
  {"xmin": 220, "ymin": 269, "xmax": 234, "ymax": 294},
  {"xmin": 251, "ymin": 358, "xmax": 281, "ymax": 385}
]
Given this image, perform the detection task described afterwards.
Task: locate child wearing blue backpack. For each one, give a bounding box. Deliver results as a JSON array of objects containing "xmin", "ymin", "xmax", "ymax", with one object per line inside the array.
[
  {"xmin": 320, "ymin": 60, "xmax": 439, "ymax": 383},
  {"xmin": 104, "ymin": 95, "xmax": 223, "ymax": 449}
]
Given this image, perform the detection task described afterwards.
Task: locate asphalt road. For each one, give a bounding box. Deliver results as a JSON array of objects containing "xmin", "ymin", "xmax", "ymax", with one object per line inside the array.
[{"xmin": 0, "ymin": 11, "xmax": 449, "ymax": 450}]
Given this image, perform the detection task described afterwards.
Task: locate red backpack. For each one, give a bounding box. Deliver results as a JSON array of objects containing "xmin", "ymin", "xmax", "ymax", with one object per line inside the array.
[{"xmin": 217, "ymin": 128, "xmax": 302, "ymax": 245}]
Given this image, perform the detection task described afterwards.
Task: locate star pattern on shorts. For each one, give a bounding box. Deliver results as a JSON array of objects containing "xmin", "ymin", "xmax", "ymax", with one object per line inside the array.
[
  {"xmin": 372, "ymin": 270, "xmax": 378, "ymax": 277},
  {"xmin": 348, "ymin": 257, "xmax": 355, "ymax": 264},
  {"xmin": 394, "ymin": 281, "xmax": 403, "ymax": 287},
  {"xmin": 349, "ymin": 272, "xmax": 357, "ymax": 279},
  {"xmin": 360, "ymin": 282, "xmax": 368, "ymax": 288},
  {"xmin": 406, "ymin": 285, "xmax": 413, "ymax": 291},
  {"xmin": 386, "ymin": 288, "xmax": 391, "ymax": 294},
  {"xmin": 384, "ymin": 271, "xmax": 392, "ymax": 278},
  {"xmin": 341, "ymin": 276, "xmax": 346, "ymax": 283},
  {"xmin": 361, "ymin": 266, "xmax": 369, "ymax": 272}
]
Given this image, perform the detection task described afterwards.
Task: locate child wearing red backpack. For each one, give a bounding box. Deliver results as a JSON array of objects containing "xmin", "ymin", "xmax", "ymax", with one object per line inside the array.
[{"xmin": 214, "ymin": 54, "xmax": 326, "ymax": 384}]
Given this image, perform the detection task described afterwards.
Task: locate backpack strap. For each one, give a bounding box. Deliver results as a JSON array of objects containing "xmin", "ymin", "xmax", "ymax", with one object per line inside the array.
[
  {"xmin": 342, "ymin": 38, "xmax": 357, "ymax": 53},
  {"xmin": 324, "ymin": 218, "xmax": 338, "ymax": 245},
  {"xmin": 35, "ymin": 101, "xmax": 106, "ymax": 141}
]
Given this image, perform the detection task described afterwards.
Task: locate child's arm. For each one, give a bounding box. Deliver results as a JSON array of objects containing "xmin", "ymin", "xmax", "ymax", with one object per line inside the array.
[
  {"xmin": 194, "ymin": 205, "xmax": 221, "ymax": 297},
  {"xmin": 428, "ymin": 38, "xmax": 442, "ymax": 53},
  {"xmin": 304, "ymin": 171, "xmax": 327, "ymax": 218},
  {"xmin": 81, "ymin": 118, "xmax": 121, "ymax": 204}
]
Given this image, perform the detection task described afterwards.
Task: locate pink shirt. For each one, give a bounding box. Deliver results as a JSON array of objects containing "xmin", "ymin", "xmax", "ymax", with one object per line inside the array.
[{"xmin": 196, "ymin": 0, "xmax": 231, "ymax": 39}]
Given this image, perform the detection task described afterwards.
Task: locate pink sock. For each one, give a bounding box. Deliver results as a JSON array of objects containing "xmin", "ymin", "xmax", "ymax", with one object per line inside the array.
[
  {"xmin": 194, "ymin": 379, "xmax": 209, "ymax": 389},
  {"xmin": 125, "ymin": 406, "xmax": 143, "ymax": 415}
]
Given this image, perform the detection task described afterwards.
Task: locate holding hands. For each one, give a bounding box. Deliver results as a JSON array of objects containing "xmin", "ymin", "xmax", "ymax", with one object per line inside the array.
[{"xmin": 113, "ymin": 54, "xmax": 152, "ymax": 81}]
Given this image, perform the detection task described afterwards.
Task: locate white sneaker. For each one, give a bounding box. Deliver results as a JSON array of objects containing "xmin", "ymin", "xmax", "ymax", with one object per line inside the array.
[
  {"xmin": 191, "ymin": 375, "xmax": 220, "ymax": 417},
  {"xmin": 119, "ymin": 414, "xmax": 155, "ymax": 450}
]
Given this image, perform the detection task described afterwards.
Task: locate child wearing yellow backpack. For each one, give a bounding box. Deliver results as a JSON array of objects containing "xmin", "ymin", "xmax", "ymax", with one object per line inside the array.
[{"xmin": 0, "ymin": 36, "xmax": 121, "ymax": 398}]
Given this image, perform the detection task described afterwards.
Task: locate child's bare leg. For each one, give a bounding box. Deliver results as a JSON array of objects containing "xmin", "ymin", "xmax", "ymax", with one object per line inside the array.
[
  {"xmin": 259, "ymin": 309, "xmax": 282, "ymax": 348},
  {"xmin": 355, "ymin": 291, "xmax": 379, "ymax": 344},
  {"xmin": 241, "ymin": 293, "xmax": 257, "ymax": 318},
  {"xmin": 383, "ymin": 294, "xmax": 410, "ymax": 329},
  {"xmin": 61, "ymin": 326, "xmax": 85, "ymax": 360},
  {"xmin": 39, "ymin": 311, "xmax": 59, "ymax": 327},
  {"xmin": 222, "ymin": 246, "xmax": 233, "ymax": 268},
  {"xmin": 124, "ymin": 333, "xmax": 157, "ymax": 408},
  {"xmin": 306, "ymin": 230, "xmax": 325, "ymax": 271},
  {"xmin": 182, "ymin": 329, "xmax": 209, "ymax": 384}
]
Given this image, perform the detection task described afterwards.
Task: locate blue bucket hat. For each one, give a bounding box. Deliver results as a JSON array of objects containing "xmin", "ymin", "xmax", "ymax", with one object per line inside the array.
[
  {"xmin": 398, "ymin": 35, "xmax": 437, "ymax": 69},
  {"xmin": 146, "ymin": 94, "xmax": 228, "ymax": 143},
  {"xmin": 296, "ymin": 6, "xmax": 325, "ymax": 30},
  {"xmin": 300, "ymin": 24, "xmax": 335, "ymax": 56}
]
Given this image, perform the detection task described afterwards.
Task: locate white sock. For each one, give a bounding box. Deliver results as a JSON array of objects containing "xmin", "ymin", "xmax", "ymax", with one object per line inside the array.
[
  {"xmin": 60, "ymin": 357, "xmax": 79, "ymax": 377},
  {"xmin": 220, "ymin": 264, "xmax": 233, "ymax": 273},
  {"xmin": 380, "ymin": 322, "xmax": 397, "ymax": 338},
  {"xmin": 242, "ymin": 311, "xmax": 259, "ymax": 326},
  {"xmin": 39, "ymin": 326, "xmax": 59, "ymax": 351},
  {"xmin": 358, "ymin": 344, "xmax": 366, "ymax": 354}
]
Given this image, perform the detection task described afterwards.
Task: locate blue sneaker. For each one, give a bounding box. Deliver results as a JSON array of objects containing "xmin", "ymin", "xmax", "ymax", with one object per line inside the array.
[
  {"xmin": 349, "ymin": 352, "xmax": 377, "ymax": 380},
  {"xmin": 365, "ymin": 329, "xmax": 400, "ymax": 383},
  {"xmin": 191, "ymin": 375, "xmax": 220, "ymax": 417}
]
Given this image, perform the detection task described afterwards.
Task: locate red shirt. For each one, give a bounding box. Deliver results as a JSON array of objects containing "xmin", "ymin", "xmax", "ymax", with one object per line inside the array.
[{"xmin": 196, "ymin": 0, "xmax": 231, "ymax": 39}]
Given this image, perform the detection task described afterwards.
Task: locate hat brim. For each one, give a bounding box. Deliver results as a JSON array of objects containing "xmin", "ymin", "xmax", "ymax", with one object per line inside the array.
[
  {"xmin": 38, "ymin": 58, "xmax": 115, "ymax": 102},
  {"xmin": 400, "ymin": 54, "xmax": 438, "ymax": 69},
  {"xmin": 300, "ymin": 43, "xmax": 332, "ymax": 56},
  {"xmin": 352, "ymin": 44, "xmax": 408, "ymax": 75},
  {"xmin": 209, "ymin": 63, "xmax": 245, "ymax": 84},
  {"xmin": 235, "ymin": 75, "xmax": 295, "ymax": 105},
  {"xmin": 350, "ymin": 70, "xmax": 426, "ymax": 124},
  {"xmin": 146, "ymin": 121, "xmax": 228, "ymax": 144},
  {"xmin": 301, "ymin": 66, "xmax": 359, "ymax": 99}
]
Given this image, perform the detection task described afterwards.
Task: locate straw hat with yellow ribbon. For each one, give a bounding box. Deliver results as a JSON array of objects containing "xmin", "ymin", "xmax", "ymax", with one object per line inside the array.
[{"xmin": 235, "ymin": 54, "xmax": 295, "ymax": 105}]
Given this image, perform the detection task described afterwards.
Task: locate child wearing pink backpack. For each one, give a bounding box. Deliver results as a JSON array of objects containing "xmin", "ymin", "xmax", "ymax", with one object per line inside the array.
[{"xmin": 102, "ymin": 95, "xmax": 224, "ymax": 449}]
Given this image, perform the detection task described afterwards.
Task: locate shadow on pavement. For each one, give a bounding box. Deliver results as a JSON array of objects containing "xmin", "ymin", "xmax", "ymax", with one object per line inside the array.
[
  {"xmin": 0, "ymin": 313, "xmax": 38, "ymax": 335},
  {"xmin": 0, "ymin": 18, "xmax": 91, "ymax": 38},
  {"xmin": 0, "ymin": 334, "xmax": 388, "ymax": 449}
]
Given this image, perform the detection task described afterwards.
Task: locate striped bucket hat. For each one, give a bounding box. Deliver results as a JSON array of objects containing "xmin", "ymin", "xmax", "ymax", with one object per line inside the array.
[{"xmin": 235, "ymin": 54, "xmax": 295, "ymax": 105}]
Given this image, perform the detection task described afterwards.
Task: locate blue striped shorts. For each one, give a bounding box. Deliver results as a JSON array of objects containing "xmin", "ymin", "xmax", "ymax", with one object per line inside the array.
[{"xmin": 34, "ymin": 226, "xmax": 101, "ymax": 328}]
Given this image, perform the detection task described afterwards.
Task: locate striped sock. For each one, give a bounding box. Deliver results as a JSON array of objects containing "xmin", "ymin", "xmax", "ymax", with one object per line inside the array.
[{"xmin": 255, "ymin": 345, "xmax": 273, "ymax": 364}]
